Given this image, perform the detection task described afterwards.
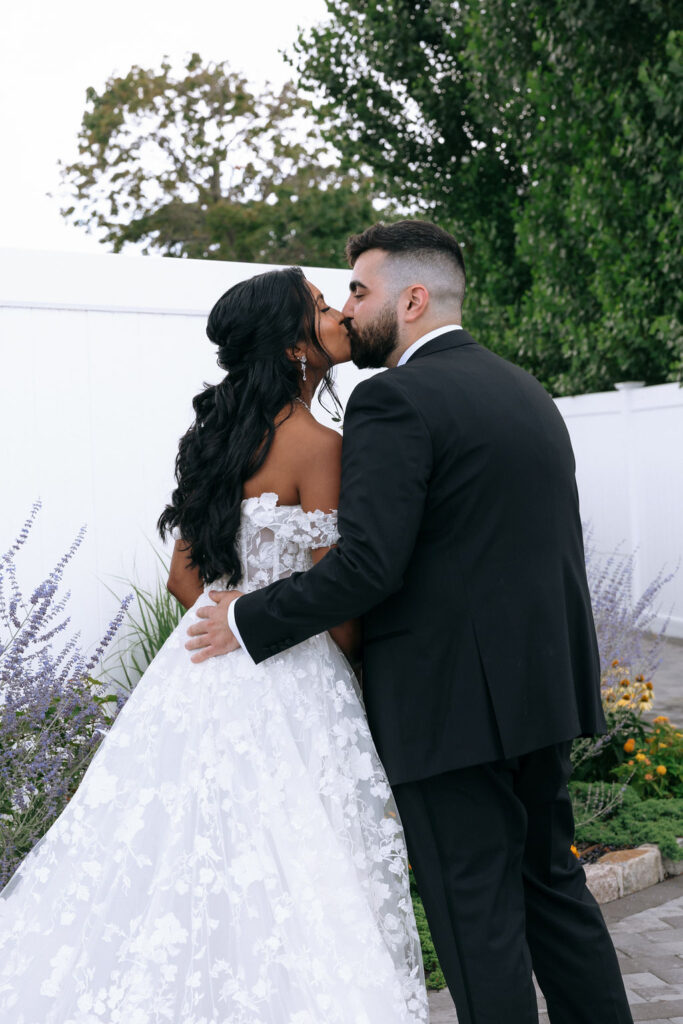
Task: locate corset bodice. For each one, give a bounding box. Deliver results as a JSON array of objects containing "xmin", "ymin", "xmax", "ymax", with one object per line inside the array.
[{"xmin": 206, "ymin": 491, "xmax": 339, "ymax": 593}]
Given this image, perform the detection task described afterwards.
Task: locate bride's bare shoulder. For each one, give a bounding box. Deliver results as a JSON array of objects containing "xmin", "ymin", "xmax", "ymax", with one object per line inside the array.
[
  {"xmin": 244, "ymin": 403, "xmax": 341, "ymax": 507},
  {"xmin": 279, "ymin": 404, "xmax": 342, "ymax": 463},
  {"xmin": 276, "ymin": 405, "xmax": 342, "ymax": 510}
]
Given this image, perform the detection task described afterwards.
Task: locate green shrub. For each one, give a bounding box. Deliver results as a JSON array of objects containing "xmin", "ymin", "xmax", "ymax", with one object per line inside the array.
[
  {"xmin": 410, "ymin": 870, "xmax": 446, "ymax": 990},
  {"xmin": 570, "ymin": 780, "xmax": 629, "ymax": 832},
  {"xmin": 571, "ymin": 782, "xmax": 683, "ymax": 860}
]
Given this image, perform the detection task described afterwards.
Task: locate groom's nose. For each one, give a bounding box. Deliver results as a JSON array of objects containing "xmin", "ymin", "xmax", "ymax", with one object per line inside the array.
[{"xmin": 341, "ymin": 296, "xmax": 354, "ymax": 319}]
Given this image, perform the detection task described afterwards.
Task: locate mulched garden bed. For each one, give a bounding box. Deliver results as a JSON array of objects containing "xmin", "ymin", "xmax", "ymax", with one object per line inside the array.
[{"xmin": 576, "ymin": 842, "xmax": 636, "ymax": 865}]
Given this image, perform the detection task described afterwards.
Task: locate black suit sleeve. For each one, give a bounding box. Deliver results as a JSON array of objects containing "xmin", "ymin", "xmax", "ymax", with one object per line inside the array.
[{"xmin": 234, "ymin": 370, "xmax": 433, "ymax": 663}]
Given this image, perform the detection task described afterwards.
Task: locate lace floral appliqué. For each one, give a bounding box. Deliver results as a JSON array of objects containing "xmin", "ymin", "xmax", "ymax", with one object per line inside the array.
[{"xmin": 0, "ymin": 493, "xmax": 428, "ymax": 1023}]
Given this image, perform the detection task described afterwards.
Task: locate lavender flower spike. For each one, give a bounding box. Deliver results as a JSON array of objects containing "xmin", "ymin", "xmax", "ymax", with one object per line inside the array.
[{"xmin": 0, "ymin": 503, "xmax": 132, "ymax": 887}]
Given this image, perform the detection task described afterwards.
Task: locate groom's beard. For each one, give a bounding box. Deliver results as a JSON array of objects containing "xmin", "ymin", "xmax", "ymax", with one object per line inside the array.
[{"xmin": 347, "ymin": 305, "xmax": 399, "ymax": 369}]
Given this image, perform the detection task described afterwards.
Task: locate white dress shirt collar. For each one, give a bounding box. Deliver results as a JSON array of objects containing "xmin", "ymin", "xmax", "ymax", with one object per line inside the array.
[{"xmin": 396, "ymin": 324, "xmax": 462, "ymax": 367}]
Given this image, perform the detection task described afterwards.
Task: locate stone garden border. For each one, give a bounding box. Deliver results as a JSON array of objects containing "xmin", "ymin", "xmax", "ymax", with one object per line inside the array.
[{"xmin": 585, "ymin": 838, "xmax": 683, "ymax": 904}]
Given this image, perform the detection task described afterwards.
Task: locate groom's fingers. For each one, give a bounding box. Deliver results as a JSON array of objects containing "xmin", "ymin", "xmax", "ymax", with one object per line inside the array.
[
  {"xmin": 188, "ymin": 635, "xmax": 239, "ymax": 663},
  {"xmin": 190, "ymin": 646, "xmax": 217, "ymax": 663},
  {"xmin": 185, "ymin": 624, "xmax": 209, "ymax": 639},
  {"xmin": 185, "ymin": 634, "xmax": 210, "ymax": 650}
]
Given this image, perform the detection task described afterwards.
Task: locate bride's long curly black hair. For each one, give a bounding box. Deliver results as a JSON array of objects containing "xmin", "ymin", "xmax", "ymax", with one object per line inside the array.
[{"xmin": 157, "ymin": 266, "xmax": 341, "ymax": 585}]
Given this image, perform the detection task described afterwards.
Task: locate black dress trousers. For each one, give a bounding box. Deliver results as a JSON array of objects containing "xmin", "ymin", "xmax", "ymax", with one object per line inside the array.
[{"xmin": 392, "ymin": 743, "xmax": 634, "ymax": 1024}]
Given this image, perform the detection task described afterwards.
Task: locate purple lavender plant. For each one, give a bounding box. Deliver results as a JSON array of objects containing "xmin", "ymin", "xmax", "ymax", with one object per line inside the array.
[
  {"xmin": 583, "ymin": 525, "xmax": 676, "ymax": 683},
  {"xmin": 0, "ymin": 501, "xmax": 132, "ymax": 887},
  {"xmin": 572, "ymin": 527, "xmax": 678, "ymax": 780}
]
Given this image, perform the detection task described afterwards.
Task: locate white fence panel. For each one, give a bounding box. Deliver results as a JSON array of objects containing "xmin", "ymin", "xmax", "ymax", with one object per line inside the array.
[
  {"xmin": 1, "ymin": 248, "xmax": 682, "ymax": 663},
  {"xmin": 556, "ymin": 384, "xmax": 683, "ymax": 638}
]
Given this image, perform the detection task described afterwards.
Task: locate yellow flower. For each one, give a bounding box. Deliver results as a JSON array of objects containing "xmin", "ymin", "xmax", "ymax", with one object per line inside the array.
[
  {"xmin": 612, "ymin": 659, "xmax": 620, "ymax": 668},
  {"xmin": 623, "ymin": 738, "xmax": 636, "ymax": 754},
  {"xmin": 645, "ymin": 681, "xmax": 654, "ymax": 690},
  {"xmin": 619, "ymin": 678, "xmax": 630, "ymax": 688},
  {"xmin": 656, "ymin": 765, "xmax": 667, "ymax": 776},
  {"xmin": 654, "ymin": 716, "xmax": 669, "ymax": 724},
  {"xmin": 636, "ymin": 753, "xmax": 647, "ymax": 762},
  {"xmin": 636, "ymin": 674, "xmax": 644, "ymax": 682},
  {"xmin": 570, "ymin": 845, "xmax": 580, "ymax": 858},
  {"xmin": 645, "ymin": 773, "xmax": 654, "ymax": 781}
]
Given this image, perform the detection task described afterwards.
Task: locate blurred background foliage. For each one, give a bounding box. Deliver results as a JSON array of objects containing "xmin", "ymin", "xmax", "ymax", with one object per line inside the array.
[{"xmin": 60, "ymin": 0, "xmax": 682, "ymax": 396}]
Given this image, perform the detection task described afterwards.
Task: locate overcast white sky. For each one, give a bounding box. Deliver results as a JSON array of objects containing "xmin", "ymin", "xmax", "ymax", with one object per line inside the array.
[{"xmin": 0, "ymin": 0, "xmax": 329, "ymax": 254}]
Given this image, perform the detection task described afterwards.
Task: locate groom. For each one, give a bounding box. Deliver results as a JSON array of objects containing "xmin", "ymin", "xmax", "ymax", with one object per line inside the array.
[{"xmin": 186, "ymin": 220, "xmax": 633, "ymax": 1023}]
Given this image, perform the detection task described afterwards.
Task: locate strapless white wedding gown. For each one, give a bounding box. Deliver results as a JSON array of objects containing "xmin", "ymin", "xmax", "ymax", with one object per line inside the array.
[{"xmin": 0, "ymin": 493, "xmax": 428, "ymax": 1024}]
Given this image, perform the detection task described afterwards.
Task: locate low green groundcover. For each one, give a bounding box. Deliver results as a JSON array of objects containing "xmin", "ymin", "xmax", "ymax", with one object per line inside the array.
[
  {"xmin": 571, "ymin": 782, "xmax": 683, "ymax": 861},
  {"xmin": 410, "ymin": 871, "xmax": 446, "ymax": 990}
]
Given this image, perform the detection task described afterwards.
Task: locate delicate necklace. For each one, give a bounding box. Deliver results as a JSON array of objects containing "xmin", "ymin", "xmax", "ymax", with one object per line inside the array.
[{"xmin": 295, "ymin": 396, "xmax": 311, "ymax": 412}]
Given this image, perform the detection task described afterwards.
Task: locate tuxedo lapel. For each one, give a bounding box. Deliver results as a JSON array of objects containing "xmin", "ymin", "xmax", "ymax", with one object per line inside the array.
[{"xmin": 407, "ymin": 329, "xmax": 478, "ymax": 362}]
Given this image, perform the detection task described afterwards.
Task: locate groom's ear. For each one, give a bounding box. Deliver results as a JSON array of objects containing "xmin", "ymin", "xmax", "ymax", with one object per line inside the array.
[{"xmin": 403, "ymin": 284, "xmax": 430, "ymax": 322}]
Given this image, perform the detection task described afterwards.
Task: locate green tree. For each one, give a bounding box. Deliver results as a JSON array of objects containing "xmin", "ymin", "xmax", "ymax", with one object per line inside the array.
[
  {"xmin": 291, "ymin": 0, "xmax": 682, "ymax": 394},
  {"xmin": 59, "ymin": 54, "xmax": 376, "ymax": 267}
]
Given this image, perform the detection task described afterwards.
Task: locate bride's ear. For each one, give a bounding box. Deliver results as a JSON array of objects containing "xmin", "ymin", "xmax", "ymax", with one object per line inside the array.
[{"xmin": 286, "ymin": 344, "xmax": 305, "ymax": 365}]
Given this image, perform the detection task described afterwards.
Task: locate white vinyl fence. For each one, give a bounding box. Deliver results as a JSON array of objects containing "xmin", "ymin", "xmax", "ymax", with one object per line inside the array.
[
  {"xmin": 1, "ymin": 248, "xmax": 682, "ymax": 669},
  {"xmin": 556, "ymin": 383, "xmax": 683, "ymax": 637}
]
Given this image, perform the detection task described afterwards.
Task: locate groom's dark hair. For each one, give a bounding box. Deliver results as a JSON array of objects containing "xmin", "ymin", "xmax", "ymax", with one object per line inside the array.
[
  {"xmin": 346, "ymin": 219, "xmax": 466, "ymax": 309},
  {"xmin": 346, "ymin": 219, "xmax": 464, "ymax": 271}
]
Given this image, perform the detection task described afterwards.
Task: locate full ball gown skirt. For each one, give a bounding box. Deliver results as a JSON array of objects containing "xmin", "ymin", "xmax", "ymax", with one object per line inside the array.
[{"xmin": 0, "ymin": 494, "xmax": 429, "ymax": 1023}]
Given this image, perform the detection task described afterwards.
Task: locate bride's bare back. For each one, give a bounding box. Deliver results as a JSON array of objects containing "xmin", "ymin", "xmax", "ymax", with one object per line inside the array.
[{"xmin": 243, "ymin": 401, "xmax": 342, "ymax": 512}]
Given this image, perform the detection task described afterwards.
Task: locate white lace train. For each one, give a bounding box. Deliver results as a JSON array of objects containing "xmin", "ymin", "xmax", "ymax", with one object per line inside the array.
[{"xmin": 0, "ymin": 494, "xmax": 429, "ymax": 1023}]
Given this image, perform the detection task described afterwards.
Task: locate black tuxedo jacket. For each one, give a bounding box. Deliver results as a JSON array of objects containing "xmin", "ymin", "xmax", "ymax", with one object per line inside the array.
[{"xmin": 235, "ymin": 330, "xmax": 606, "ymax": 785}]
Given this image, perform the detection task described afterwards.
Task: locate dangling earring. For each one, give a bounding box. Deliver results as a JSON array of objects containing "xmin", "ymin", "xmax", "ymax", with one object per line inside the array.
[{"xmin": 298, "ymin": 355, "xmax": 307, "ymax": 382}]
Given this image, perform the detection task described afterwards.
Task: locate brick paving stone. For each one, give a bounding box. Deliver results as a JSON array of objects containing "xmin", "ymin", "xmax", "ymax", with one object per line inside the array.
[
  {"xmin": 632, "ymin": 1006, "xmax": 683, "ymax": 1021},
  {"xmin": 426, "ymin": 989, "xmax": 459, "ymax": 1023},
  {"xmin": 620, "ymin": 960, "xmax": 683, "ymax": 985},
  {"xmin": 625, "ymin": 973, "xmax": 683, "ymax": 1001}
]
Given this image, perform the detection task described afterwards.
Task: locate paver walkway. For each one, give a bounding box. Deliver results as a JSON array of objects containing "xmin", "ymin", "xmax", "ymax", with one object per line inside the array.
[{"xmin": 427, "ymin": 874, "xmax": 683, "ymax": 1022}]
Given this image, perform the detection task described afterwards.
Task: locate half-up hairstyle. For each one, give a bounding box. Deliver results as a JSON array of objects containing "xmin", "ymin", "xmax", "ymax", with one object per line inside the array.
[{"xmin": 158, "ymin": 266, "xmax": 341, "ymax": 585}]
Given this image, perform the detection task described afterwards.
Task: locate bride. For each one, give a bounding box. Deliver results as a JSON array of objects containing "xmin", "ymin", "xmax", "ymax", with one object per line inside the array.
[{"xmin": 0, "ymin": 266, "xmax": 429, "ymax": 1023}]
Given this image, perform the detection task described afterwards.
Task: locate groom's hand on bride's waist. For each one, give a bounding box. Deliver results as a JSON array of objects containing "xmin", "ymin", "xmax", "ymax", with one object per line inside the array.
[{"xmin": 185, "ymin": 590, "xmax": 243, "ymax": 662}]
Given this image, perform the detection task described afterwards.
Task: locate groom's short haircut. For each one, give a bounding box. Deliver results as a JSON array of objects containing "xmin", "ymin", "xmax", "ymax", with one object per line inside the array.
[{"xmin": 346, "ymin": 220, "xmax": 466, "ymax": 311}]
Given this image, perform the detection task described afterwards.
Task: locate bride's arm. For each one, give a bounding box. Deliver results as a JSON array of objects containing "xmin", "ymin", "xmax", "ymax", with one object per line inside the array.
[
  {"xmin": 167, "ymin": 540, "xmax": 204, "ymax": 610},
  {"xmin": 310, "ymin": 546, "xmax": 362, "ymax": 670}
]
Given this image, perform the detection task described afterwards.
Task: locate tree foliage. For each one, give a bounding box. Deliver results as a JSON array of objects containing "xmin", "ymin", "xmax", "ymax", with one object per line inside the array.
[
  {"xmin": 59, "ymin": 54, "xmax": 376, "ymax": 267},
  {"xmin": 291, "ymin": 0, "xmax": 683, "ymax": 394}
]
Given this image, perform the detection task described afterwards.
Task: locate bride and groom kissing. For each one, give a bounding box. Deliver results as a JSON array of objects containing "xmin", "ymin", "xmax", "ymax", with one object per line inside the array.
[{"xmin": 0, "ymin": 219, "xmax": 632, "ymax": 1023}]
